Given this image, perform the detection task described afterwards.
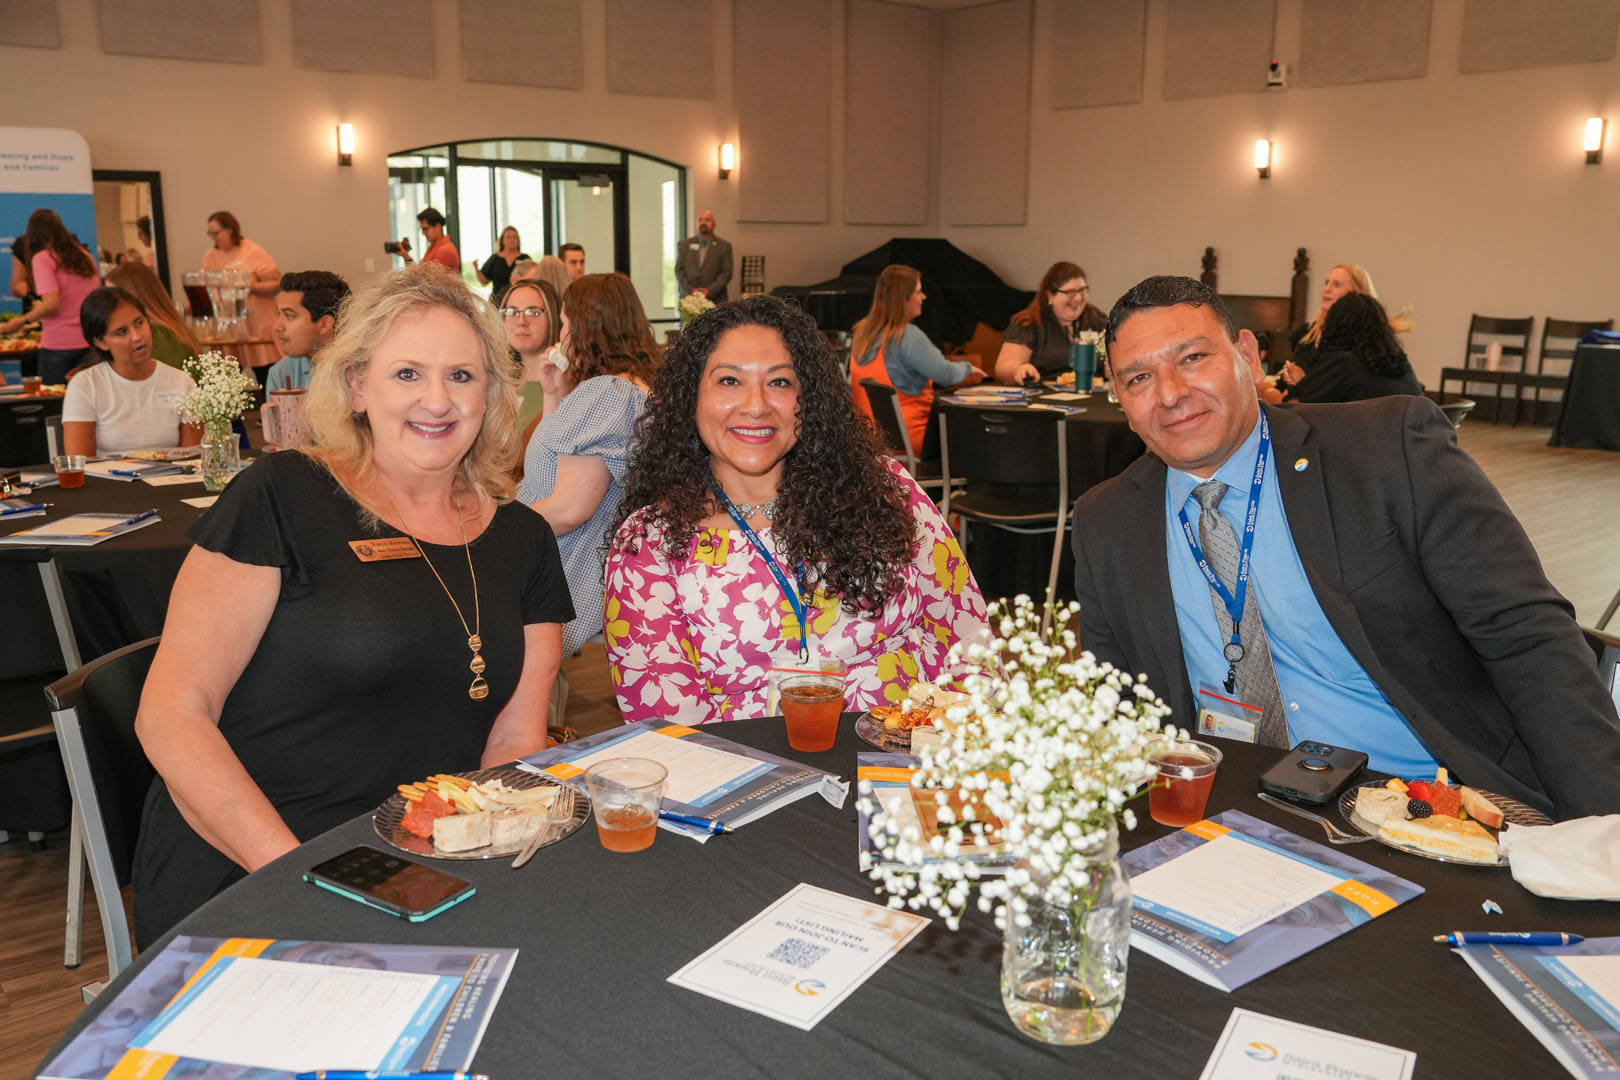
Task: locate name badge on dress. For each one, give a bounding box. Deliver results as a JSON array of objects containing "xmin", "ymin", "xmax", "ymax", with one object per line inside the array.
[
  {"xmin": 1197, "ymin": 682, "xmax": 1262, "ymax": 743},
  {"xmin": 348, "ymin": 537, "xmax": 422, "ymax": 562}
]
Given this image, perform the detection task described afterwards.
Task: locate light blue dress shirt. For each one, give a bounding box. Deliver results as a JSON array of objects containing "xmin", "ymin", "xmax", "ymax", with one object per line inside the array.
[
  {"xmin": 1163, "ymin": 413, "xmax": 1439, "ymax": 777},
  {"xmin": 858, "ymin": 324, "xmax": 976, "ymax": 397},
  {"xmin": 262, "ymin": 354, "xmax": 312, "ymax": 392}
]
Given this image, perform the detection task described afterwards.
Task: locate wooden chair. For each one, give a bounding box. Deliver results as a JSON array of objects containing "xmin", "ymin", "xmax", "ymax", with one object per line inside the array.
[
  {"xmin": 1512, "ymin": 317, "xmax": 1615, "ymax": 426},
  {"xmin": 1205, "ymin": 246, "xmax": 1311, "ymax": 372},
  {"xmin": 740, "ymin": 255, "xmax": 766, "ymax": 297},
  {"xmin": 1437, "ymin": 315, "xmax": 1534, "ymax": 423}
]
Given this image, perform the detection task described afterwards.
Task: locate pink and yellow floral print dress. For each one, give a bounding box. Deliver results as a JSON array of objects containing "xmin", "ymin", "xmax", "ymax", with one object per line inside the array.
[{"xmin": 606, "ymin": 461, "xmax": 988, "ymax": 725}]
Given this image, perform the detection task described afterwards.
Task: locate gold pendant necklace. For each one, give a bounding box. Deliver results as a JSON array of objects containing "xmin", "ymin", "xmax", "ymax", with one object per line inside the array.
[{"xmin": 407, "ymin": 501, "xmax": 488, "ymax": 702}]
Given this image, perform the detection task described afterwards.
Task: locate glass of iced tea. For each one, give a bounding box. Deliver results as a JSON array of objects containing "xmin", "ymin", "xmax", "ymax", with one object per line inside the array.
[
  {"xmin": 779, "ymin": 662, "xmax": 847, "ymax": 752},
  {"xmin": 585, "ymin": 757, "xmax": 667, "ymax": 853},
  {"xmin": 21, "ymin": 375, "xmax": 42, "ymax": 394},
  {"xmin": 1146, "ymin": 738, "xmax": 1223, "ymax": 828},
  {"xmin": 52, "ymin": 454, "xmax": 87, "ymax": 489}
]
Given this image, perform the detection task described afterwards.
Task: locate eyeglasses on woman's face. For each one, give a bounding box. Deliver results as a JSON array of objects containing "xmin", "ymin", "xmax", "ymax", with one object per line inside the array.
[
  {"xmin": 501, "ymin": 306, "xmax": 547, "ymax": 321},
  {"xmin": 1052, "ymin": 285, "xmax": 1090, "ymax": 298}
]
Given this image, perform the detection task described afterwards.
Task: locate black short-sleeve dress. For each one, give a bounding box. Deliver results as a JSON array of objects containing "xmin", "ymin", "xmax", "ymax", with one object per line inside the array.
[
  {"xmin": 131, "ymin": 452, "xmax": 573, "ymax": 946},
  {"xmin": 1002, "ymin": 305, "xmax": 1108, "ymax": 377}
]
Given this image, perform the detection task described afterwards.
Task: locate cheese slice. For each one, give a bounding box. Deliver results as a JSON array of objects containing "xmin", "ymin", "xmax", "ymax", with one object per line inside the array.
[
  {"xmin": 1353, "ymin": 786, "xmax": 1409, "ymax": 826},
  {"xmin": 1379, "ymin": 813, "xmax": 1498, "ymax": 864}
]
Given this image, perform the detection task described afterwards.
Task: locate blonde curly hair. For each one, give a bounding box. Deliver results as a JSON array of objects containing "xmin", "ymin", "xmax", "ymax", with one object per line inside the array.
[{"xmin": 303, "ymin": 265, "xmax": 521, "ymax": 526}]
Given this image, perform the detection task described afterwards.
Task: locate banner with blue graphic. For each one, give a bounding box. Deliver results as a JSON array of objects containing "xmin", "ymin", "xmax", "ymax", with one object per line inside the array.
[{"xmin": 1, "ymin": 127, "xmax": 97, "ymax": 317}]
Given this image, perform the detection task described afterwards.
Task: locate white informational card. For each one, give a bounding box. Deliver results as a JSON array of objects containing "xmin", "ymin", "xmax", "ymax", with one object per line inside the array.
[
  {"xmin": 1130, "ymin": 832, "xmax": 1341, "ymax": 941},
  {"xmin": 1199, "ymin": 1008, "xmax": 1416, "ymax": 1080},
  {"xmin": 143, "ymin": 471, "xmax": 203, "ymax": 486},
  {"xmin": 563, "ymin": 728, "xmax": 770, "ymax": 806},
  {"xmin": 668, "ymin": 883, "xmax": 929, "ymax": 1031},
  {"xmin": 181, "ymin": 495, "xmax": 219, "ymax": 509},
  {"xmin": 130, "ymin": 955, "xmax": 459, "ymax": 1073}
]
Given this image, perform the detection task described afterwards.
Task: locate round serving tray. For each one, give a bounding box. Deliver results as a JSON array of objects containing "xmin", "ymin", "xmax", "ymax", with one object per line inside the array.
[
  {"xmin": 372, "ymin": 766, "xmax": 589, "ymax": 861},
  {"xmin": 1338, "ymin": 781, "xmax": 1550, "ymax": 868}
]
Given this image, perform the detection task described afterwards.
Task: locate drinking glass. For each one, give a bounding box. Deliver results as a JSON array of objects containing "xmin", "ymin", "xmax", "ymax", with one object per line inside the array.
[
  {"xmin": 1146, "ymin": 738, "xmax": 1223, "ymax": 827},
  {"xmin": 585, "ymin": 757, "xmax": 667, "ymax": 853},
  {"xmin": 52, "ymin": 454, "xmax": 86, "ymax": 489},
  {"xmin": 779, "ymin": 660, "xmax": 848, "ymax": 752}
]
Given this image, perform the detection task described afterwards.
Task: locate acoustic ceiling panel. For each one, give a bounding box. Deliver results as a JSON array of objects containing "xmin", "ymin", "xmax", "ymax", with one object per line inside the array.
[
  {"xmin": 291, "ymin": 0, "xmax": 433, "ymax": 78},
  {"xmin": 100, "ymin": 0, "xmax": 261, "ymax": 64},
  {"xmin": 1299, "ymin": 0, "xmax": 1431, "ymax": 87},
  {"xmin": 605, "ymin": 0, "xmax": 713, "ymax": 99},
  {"xmin": 459, "ymin": 0, "xmax": 583, "ymax": 89},
  {"xmin": 735, "ymin": 0, "xmax": 830, "ymax": 223},
  {"xmin": 1459, "ymin": 0, "xmax": 1619, "ymax": 73},
  {"xmin": 1, "ymin": 0, "xmax": 61, "ymax": 49},
  {"xmin": 844, "ymin": 0, "xmax": 936, "ymax": 224},
  {"xmin": 1163, "ymin": 0, "xmax": 1273, "ymax": 100},
  {"xmin": 1050, "ymin": 0, "xmax": 1145, "ymax": 109},
  {"xmin": 942, "ymin": 0, "xmax": 1031, "ymax": 226}
]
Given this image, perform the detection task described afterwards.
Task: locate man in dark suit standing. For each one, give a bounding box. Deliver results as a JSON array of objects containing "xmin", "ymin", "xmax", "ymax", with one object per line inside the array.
[
  {"xmin": 1072, "ymin": 276, "xmax": 1620, "ymax": 820},
  {"xmin": 674, "ymin": 210, "xmax": 733, "ymax": 303}
]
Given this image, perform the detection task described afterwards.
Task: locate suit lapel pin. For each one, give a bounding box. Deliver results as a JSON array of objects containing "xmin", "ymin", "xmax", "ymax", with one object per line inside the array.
[{"xmin": 1294, "ymin": 457, "xmax": 1309, "ymax": 472}]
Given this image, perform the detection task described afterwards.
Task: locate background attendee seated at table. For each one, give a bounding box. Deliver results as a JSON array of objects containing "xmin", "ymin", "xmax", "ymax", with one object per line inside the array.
[
  {"xmin": 265, "ymin": 270, "xmax": 351, "ymax": 391},
  {"xmin": 475, "ymin": 225, "xmax": 527, "ymax": 299},
  {"xmin": 131, "ymin": 265, "xmax": 574, "ymax": 946},
  {"xmin": 849, "ymin": 264, "xmax": 982, "ymax": 456},
  {"xmin": 0, "ymin": 209, "xmax": 102, "ymax": 383},
  {"xmin": 201, "ymin": 210, "xmax": 280, "ymax": 373},
  {"xmin": 511, "ymin": 254, "xmax": 571, "ymax": 304},
  {"xmin": 62, "ymin": 286, "xmax": 200, "ymax": 456},
  {"xmin": 995, "ymin": 260, "xmax": 1108, "ymax": 384},
  {"xmin": 1073, "ymin": 275, "xmax": 1620, "ymax": 821},
  {"xmin": 500, "ymin": 279, "xmax": 562, "ymax": 447},
  {"xmin": 105, "ymin": 261, "xmax": 201, "ymax": 370},
  {"xmin": 606, "ymin": 295, "xmax": 988, "ymax": 726},
  {"xmin": 559, "ymin": 242, "xmax": 586, "ymax": 280},
  {"xmin": 1287, "ymin": 263, "xmax": 1412, "ymax": 376},
  {"xmin": 520, "ymin": 273, "xmax": 658, "ymax": 658},
  {"xmin": 1284, "ymin": 293, "xmax": 1422, "ymax": 404}
]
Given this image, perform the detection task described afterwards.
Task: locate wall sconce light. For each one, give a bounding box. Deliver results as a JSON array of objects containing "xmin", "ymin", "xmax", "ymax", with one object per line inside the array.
[
  {"xmin": 1253, "ymin": 139, "xmax": 1272, "ymax": 179},
  {"xmin": 718, "ymin": 142, "xmax": 735, "ymax": 180},
  {"xmin": 1584, "ymin": 117, "xmax": 1605, "ymax": 164},
  {"xmin": 336, "ymin": 123, "xmax": 355, "ymax": 167}
]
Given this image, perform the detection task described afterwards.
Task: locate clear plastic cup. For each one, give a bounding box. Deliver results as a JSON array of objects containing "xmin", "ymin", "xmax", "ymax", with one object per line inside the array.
[{"xmin": 585, "ymin": 757, "xmax": 668, "ymax": 853}]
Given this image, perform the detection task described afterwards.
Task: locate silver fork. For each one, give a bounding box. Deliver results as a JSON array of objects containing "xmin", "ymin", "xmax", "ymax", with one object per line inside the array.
[
  {"xmin": 512, "ymin": 788, "xmax": 574, "ymax": 869},
  {"xmin": 1257, "ymin": 792, "xmax": 1376, "ymax": 844}
]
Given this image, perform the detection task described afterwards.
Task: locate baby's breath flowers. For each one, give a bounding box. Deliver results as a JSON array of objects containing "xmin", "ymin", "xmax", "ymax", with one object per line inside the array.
[
  {"xmin": 859, "ymin": 596, "xmax": 1177, "ymax": 930},
  {"xmin": 176, "ymin": 350, "xmax": 259, "ymax": 425},
  {"xmin": 678, "ymin": 293, "xmax": 715, "ymax": 324}
]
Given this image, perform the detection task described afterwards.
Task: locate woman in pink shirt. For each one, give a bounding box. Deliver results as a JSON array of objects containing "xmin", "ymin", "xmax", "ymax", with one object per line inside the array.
[
  {"xmin": 200, "ymin": 210, "xmax": 280, "ymax": 372},
  {"xmin": 0, "ymin": 209, "xmax": 101, "ymax": 383}
]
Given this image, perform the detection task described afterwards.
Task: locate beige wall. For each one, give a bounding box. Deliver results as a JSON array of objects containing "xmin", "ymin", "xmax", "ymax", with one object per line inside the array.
[{"xmin": 9, "ymin": 0, "xmax": 1618, "ymax": 383}]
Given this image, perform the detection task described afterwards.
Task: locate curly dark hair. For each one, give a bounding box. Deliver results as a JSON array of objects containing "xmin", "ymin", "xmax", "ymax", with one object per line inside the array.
[
  {"xmin": 613, "ymin": 294, "xmax": 917, "ymax": 615},
  {"xmin": 1319, "ymin": 291, "xmax": 1410, "ymax": 378}
]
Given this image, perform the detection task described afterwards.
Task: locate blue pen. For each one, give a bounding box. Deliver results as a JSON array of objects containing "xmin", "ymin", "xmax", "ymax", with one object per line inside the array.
[
  {"xmin": 293, "ymin": 1071, "xmax": 488, "ymax": 1080},
  {"xmin": 125, "ymin": 508, "xmax": 160, "ymax": 525},
  {"xmin": 659, "ymin": 810, "xmax": 730, "ymax": 835},
  {"xmin": 1434, "ymin": 931, "xmax": 1584, "ymax": 946}
]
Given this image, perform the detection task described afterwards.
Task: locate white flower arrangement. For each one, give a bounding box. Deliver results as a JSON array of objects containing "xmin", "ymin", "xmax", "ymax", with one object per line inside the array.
[
  {"xmin": 678, "ymin": 293, "xmax": 716, "ymax": 321},
  {"xmin": 177, "ymin": 350, "xmax": 259, "ymax": 425},
  {"xmin": 859, "ymin": 596, "xmax": 1176, "ymax": 930}
]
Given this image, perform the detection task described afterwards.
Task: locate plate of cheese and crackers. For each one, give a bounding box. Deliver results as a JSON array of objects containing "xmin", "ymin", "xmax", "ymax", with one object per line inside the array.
[
  {"xmin": 372, "ymin": 767, "xmax": 590, "ymax": 860},
  {"xmin": 1339, "ymin": 767, "xmax": 1551, "ymax": 867},
  {"xmin": 855, "ymin": 683, "xmax": 970, "ymax": 755}
]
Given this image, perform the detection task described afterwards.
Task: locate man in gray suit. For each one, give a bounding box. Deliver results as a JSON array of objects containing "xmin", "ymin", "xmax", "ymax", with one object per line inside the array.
[
  {"xmin": 675, "ymin": 210, "xmax": 733, "ymax": 303},
  {"xmin": 1072, "ymin": 275, "xmax": 1620, "ymax": 820}
]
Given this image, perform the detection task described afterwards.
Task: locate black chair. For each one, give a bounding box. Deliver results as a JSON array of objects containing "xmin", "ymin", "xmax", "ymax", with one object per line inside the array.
[
  {"xmin": 740, "ymin": 254, "xmax": 766, "ymax": 297},
  {"xmin": 937, "ymin": 403, "xmax": 1070, "ymax": 624},
  {"xmin": 47, "ymin": 636, "xmax": 160, "ymax": 1000},
  {"xmin": 858, "ymin": 378, "xmax": 951, "ymax": 499},
  {"xmin": 0, "ymin": 395, "xmax": 63, "ymax": 468},
  {"xmin": 1513, "ymin": 317, "xmax": 1615, "ymax": 426},
  {"xmin": 1437, "ymin": 315, "xmax": 1534, "ymax": 424},
  {"xmin": 1421, "ymin": 389, "xmax": 1476, "ymax": 430}
]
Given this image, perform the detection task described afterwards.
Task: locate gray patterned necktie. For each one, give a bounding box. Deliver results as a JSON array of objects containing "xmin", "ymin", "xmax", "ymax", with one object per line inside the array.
[{"xmin": 1192, "ymin": 480, "xmax": 1290, "ymax": 748}]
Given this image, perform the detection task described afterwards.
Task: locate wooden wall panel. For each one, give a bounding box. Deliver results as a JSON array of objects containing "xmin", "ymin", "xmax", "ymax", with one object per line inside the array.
[
  {"xmin": 735, "ymin": 0, "xmax": 831, "ymax": 223},
  {"xmin": 844, "ymin": 0, "xmax": 935, "ymax": 225},
  {"xmin": 1050, "ymin": 0, "xmax": 1145, "ymax": 109},
  {"xmin": 605, "ymin": 0, "xmax": 713, "ymax": 99},
  {"xmin": 1300, "ymin": 0, "xmax": 1431, "ymax": 87},
  {"xmin": 1163, "ymin": 0, "xmax": 1273, "ymax": 100},
  {"xmin": 1, "ymin": 0, "xmax": 60, "ymax": 49},
  {"xmin": 941, "ymin": 0, "xmax": 1031, "ymax": 226},
  {"xmin": 1460, "ymin": 0, "xmax": 1619, "ymax": 73},
  {"xmin": 459, "ymin": 0, "xmax": 583, "ymax": 89},
  {"xmin": 100, "ymin": 0, "xmax": 260, "ymax": 65},
  {"xmin": 291, "ymin": 0, "xmax": 433, "ymax": 77}
]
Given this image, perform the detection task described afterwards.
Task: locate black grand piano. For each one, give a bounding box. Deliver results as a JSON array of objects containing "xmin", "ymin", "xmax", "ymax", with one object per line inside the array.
[{"xmin": 772, "ymin": 238, "xmax": 1032, "ymax": 346}]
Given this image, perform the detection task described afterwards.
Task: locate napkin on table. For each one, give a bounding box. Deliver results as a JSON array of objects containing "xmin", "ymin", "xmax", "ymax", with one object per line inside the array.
[{"xmin": 1498, "ymin": 815, "xmax": 1620, "ymax": 901}]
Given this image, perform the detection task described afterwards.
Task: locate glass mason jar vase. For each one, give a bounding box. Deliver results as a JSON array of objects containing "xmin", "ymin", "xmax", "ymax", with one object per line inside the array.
[
  {"xmin": 1000, "ymin": 819, "xmax": 1132, "ymax": 1045},
  {"xmin": 200, "ymin": 418, "xmax": 240, "ymax": 492}
]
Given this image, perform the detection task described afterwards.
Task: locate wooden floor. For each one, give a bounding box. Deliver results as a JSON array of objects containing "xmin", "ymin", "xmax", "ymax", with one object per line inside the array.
[{"xmin": 2, "ymin": 422, "xmax": 1617, "ymax": 1077}]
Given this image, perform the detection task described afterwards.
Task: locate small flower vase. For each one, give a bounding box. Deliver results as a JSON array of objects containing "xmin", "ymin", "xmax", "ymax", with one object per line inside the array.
[
  {"xmin": 200, "ymin": 418, "xmax": 240, "ymax": 492},
  {"xmin": 1001, "ymin": 819, "xmax": 1132, "ymax": 1045}
]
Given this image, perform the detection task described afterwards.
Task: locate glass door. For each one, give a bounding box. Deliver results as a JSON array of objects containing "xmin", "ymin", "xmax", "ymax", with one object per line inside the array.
[{"xmin": 547, "ymin": 170, "xmax": 619, "ymax": 280}]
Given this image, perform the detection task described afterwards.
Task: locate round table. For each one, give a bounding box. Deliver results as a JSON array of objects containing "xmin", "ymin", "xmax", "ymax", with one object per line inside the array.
[{"xmin": 40, "ymin": 720, "xmax": 1612, "ymax": 1080}]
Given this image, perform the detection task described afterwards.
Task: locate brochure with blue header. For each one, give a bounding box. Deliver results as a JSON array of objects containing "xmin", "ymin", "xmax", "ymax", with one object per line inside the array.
[{"xmin": 1454, "ymin": 936, "xmax": 1620, "ymax": 1079}]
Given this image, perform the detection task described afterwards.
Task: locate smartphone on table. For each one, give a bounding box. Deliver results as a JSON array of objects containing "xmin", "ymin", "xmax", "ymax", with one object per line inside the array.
[
  {"xmin": 303, "ymin": 845, "xmax": 474, "ymax": 922},
  {"xmin": 1257, "ymin": 741, "xmax": 1368, "ymax": 806}
]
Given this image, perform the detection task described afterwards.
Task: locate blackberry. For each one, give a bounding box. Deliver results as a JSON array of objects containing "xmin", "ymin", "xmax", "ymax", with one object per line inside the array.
[{"xmin": 1407, "ymin": 799, "xmax": 1433, "ymax": 819}]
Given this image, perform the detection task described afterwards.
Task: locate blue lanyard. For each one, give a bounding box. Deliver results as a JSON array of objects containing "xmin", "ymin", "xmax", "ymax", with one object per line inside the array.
[
  {"xmin": 710, "ymin": 478, "xmax": 811, "ymax": 662},
  {"xmin": 1175, "ymin": 410, "xmax": 1270, "ymax": 694}
]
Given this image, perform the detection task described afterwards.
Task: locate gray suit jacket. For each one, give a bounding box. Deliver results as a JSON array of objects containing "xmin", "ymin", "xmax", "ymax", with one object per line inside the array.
[
  {"xmin": 1071, "ymin": 396, "xmax": 1620, "ymax": 820},
  {"xmin": 675, "ymin": 234, "xmax": 732, "ymax": 303}
]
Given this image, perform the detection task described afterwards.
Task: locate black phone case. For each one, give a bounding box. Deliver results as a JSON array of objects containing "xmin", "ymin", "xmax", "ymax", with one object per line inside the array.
[{"xmin": 1257, "ymin": 741, "xmax": 1369, "ymax": 805}]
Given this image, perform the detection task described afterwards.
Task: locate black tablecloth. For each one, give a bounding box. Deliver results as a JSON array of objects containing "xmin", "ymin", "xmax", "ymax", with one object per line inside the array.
[
  {"xmin": 43, "ymin": 720, "xmax": 1610, "ymax": 1080},
  {"xmin": 1549, "ymin": 343, "xmax": 1620, "ymax": 451}
]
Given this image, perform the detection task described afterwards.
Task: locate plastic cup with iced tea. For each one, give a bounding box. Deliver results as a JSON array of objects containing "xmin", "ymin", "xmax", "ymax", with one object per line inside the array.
[
  {"xmin": 585, "ymin": 757, "xmax": 667, "ymax": 853},
  {"xmin": 1147, "ymin": 738, "xmax": 1223, "ymax": 827},
  {"xmin": 52, "ymin": 454, "xmax": 86, "ymax": 489},
  {"xmin": 780, "ymin": 662, "xmax": 847, "ymax": 752}
]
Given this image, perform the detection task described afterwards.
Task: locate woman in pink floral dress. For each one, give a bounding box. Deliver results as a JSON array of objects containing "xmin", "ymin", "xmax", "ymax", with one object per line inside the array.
[{"xmin": 605, "ymin": 295, "xmax": 988, "ymax": 725}]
